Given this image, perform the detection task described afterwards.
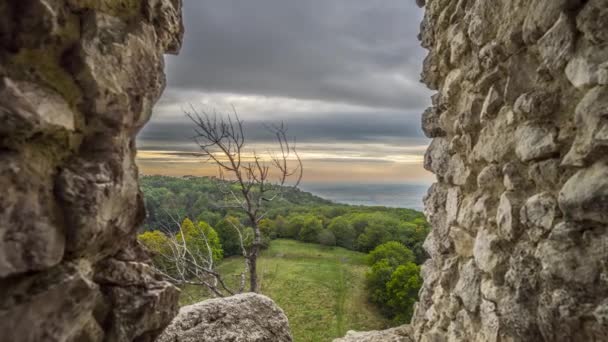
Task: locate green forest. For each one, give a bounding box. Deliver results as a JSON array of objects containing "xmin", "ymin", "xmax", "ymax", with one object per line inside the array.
[{"xmin": 138, "ymin": 175, "xmax": 429, "ymax": 335}]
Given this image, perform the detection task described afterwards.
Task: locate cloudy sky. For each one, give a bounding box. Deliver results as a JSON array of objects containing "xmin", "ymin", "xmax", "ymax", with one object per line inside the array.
[{"xmin": 136, "ymin": 0, "xmax": 433, "ymax": 185}]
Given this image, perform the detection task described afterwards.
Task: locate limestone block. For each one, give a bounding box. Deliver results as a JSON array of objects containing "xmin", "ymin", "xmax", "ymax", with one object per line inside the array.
[
  {"xmin": 537, "ymin": 13, "xmax": 575, "ymax": 73},
  {"xmin": 157, "ymin": 293, "xmax": 293, "ymax": 342},
  {"xmin": 576, "ymin": 0, "xmax": 608, "ymax": 44},
  {"xmin": 449, "ymin": 227, "xmax": 474, "ymax": 258},
  {"xmin": 520, "ymin": 192, "xmax": 557, "ymax": 231},
  {"xmin": 453, "ymin": 259, "xmax": 481, "ymax": 312},
  {"xmin": 422, "ymin": 106, "xmax": 446, "ymax": 138},
  {"xmin": 424, "ymin": 138, "xmax": 450, "ymax": 179},
  {"xmin": 559, "ymin": 160, "xmax": 608, "ymax": 223},
  {"xmin": 474, "ymin": 227, "xmax": 505, "ymax": 275},
  {"xmin": 515, "ymin": 123, "xmax": 558, "ymax": 162},
  {"xmin": 563, "ymin": 86, "xmax": 608, "ymax": 166},
  {"xmin": 496, "ymin": 191, "xmax": 522, "ymax": 241},
  {"xmin": 477, "ymin": 164, "xmax": 502, "ymax": 191}
]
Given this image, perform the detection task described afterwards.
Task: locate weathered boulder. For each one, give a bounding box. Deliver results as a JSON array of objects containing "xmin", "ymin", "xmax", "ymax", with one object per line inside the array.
[{"xmin": 157, "ymin": 293, "xmax": 293, "ymax": 342}]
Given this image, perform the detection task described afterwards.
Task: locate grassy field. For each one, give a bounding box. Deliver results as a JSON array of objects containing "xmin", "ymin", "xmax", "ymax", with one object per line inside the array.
[{"xmin": 180, "ymin": 239, "xmax": 391, "ymax": 342}]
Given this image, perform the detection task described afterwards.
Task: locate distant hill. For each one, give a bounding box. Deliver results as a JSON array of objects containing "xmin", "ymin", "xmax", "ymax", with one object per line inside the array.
[
  {"xmin": 140, "ymin": 175, "xmax": 334, "ymax": 230},
  {"xmin": 140, "ymin": 175, "xmax": 424, "ymax": 230}
]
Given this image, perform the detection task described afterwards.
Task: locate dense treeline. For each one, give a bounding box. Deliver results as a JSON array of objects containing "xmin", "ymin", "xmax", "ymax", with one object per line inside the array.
[
  {"xmin": 140, "ymin": 175, "xmax": 429, "ymax": 262},
  {"xmin": 139, "ymin": 175, "xmax": 428, "ymax": 322}
]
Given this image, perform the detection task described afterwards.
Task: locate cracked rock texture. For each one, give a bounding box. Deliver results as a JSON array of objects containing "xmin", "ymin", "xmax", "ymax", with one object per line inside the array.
[
  {"xmin": 157, "ymin": 293, "xmax": 293, "ymax": 342},
  {"xmin": 412, "ymin": 0, "xmax": 608, "ymax": 341},
  {"xmin": 0, "ymin": 0, "xmax": 183, "ymax": 341},
  {"xmin": 339, "ymin": 0, "xmax": 607, "ymax": 341}
]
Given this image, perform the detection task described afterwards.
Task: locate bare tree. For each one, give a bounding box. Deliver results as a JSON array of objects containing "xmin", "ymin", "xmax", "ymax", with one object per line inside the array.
[
  {"xmin": 152, "ymin": 210, "xmax": 242, "ymax": 297},
  {"xmin": 186, "ymin": 106, "xmax": 303, "ymax": 292}
]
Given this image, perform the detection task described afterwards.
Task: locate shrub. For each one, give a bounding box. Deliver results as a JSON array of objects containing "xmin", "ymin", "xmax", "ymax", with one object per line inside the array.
[{"xmin": 317, "ymin": 229, "xmax": 337, "ymax": 246}]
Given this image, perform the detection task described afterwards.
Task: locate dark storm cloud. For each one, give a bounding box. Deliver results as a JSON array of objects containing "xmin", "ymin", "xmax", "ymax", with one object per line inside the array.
[
  {"xmin": 164, "ymin": 0, "xmax": 430, "ymax": 110},
  {"xmin": 138, "ymin": 110, "xmax": 427, "ymax": 151}
]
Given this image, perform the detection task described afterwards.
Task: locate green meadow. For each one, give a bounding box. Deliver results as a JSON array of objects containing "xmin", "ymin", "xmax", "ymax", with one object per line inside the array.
[{"xmin": 180, "ymin": 239, "xmax": 391, "ymax": 342}]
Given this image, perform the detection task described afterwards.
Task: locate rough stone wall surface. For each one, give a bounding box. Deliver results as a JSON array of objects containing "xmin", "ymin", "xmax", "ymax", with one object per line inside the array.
[
  {"xmin": 0, "ymin": 1, "xmax": 183, "ymax": 341},
  {"xmin": 413, "ymin": 0, "xmax": 608, "ymax": 341},
  {"xmin": 157, "ymin": 293, "xmax": 293, "ymax": 342}
]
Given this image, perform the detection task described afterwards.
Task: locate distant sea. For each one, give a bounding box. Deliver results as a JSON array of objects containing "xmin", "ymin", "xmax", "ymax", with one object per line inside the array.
[{"xmin": 300, "ymin": 182, "xmax": 432, "ymax": 211}]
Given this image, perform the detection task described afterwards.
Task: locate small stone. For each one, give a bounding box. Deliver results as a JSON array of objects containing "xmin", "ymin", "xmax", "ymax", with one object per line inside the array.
[
  {"xmin": 467, "ymin": 1, "xmax": 492, "ymax": 47},
  {"xmin": 594, "ymin": 300, "xmax": 608, "ymax": 325},
  {"xmin": 0, "ymin": 78, "xmax": 76, "ymax": 135},
  {"xmin": 423, "ymin": 230, "xmax": 451, "ymax": 259},
  {"xmin": 422, "ymin": 106, "xmax": 446, "ymax": 138},
  {"xmin": 474, "ymin": 227, "xmax": 505, "ymax": 275},
  {"xmin": 449, "ymin": 134, "xmax": 472, "ymax": 155},
  {"xmin": 477, "ymin": 164, "xmax": 502, "ymax": 191},
  {"xmin": 446, "ymin": 187, "xmax": 461, "ymax": 225},
  {"xmin": 528, "ymin": 159, "xmax": 561, "ymax": 189},
  {"xmin": 515, "ymin": 123, "xmax": 558, "ymax": 162},
  {"xmin": 447, "ymin": 309, "xmax": 475, "ymax": 342},
  {"xmin": 450, "ymin": 30, "xmax": 468, "ymax": 65},
  {"xmin": 424, "ymin": 183, "xmax": 450, "ymax": 239},
  {"xmin": 565, "ymin": 46, "xmax": 608, "ymax": 89},
  {"xmin": 457, "ymin": 195, "xmax": 478, "ymax": 230},
  {"xmin": 502, "ymin": 162, "xmax": 526, "ymax": 190},
  {"xmin": 479, "ymin": 42, "xmax": 503, "ymax": 70},
  {"xmin": 563, "ymin": 86, "xmax": 608, "ymax": 166},
  {"xmin": 496, "ymin": 191, "xmax": 522, "ymax": 241},
  {"xmin": 472, "ymin": 115, "xmax": 515, "ymax": 163},
  {"xmin": 453, "ymin": 259, "xmax": 481, "ymax": 312},
  {"xmin": 441, "ymin": 69, "xmax": 463, "ymax": 105},
  {"xmin": 576, "ymin": 0, "xmax": 608, "ymax": 44},
  {"xmin": 536, "ymin": 222, "xmax": 608, "ymax": 284},
  {"xmin": 450, "ymin": 227, "xmax": 475, "ymax": 258},
  {"xmin": 522, "ymin": 0, "xmax": 572, "ymax": 43},
  {"xmin": 513, "ymin": 91, "xmax": 558, "ymax": 120},
  {"xmin": 480, "ymin": 277, "xmax": 508, "ymax": 303},
  {"xmin": 472, "ymin": 194, "xmax": 497, "ymax": 227},
  {"xmin": 479, "ymin": 300, "xmax": 499, "ymax": 342},
  {"xmin": 537, "ymin": 13, "xmax": 575, "ymax": 72},
  {"xmin": 479, "ymin": 86, "xmax": 502, "ymax": 123},
  {"xmin": 424, "ymin": 138, "xmax": 450, "ymax": 179},
  {"xmin": 520, "ymin": 192, "xmax": 557, "ymax": 231},
  {"xmin": 559, "ymin": 160, "xmax": 608, "ymax": 223},
  {"xmin": 446, "ymin": 154, "xmax": 471, "ymax": 185}
]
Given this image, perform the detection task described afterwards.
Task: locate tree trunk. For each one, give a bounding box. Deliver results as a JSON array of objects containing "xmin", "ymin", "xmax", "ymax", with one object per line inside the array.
[
  {"xmin": 249, "ymin": 250, "xmax": 258, "ymax": 292},
  {"xmin": 248, "ymin": 224, "xmax": 261, "ymax": 292}
]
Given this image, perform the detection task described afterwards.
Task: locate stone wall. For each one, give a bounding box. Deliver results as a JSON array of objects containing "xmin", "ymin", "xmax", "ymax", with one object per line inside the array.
[
  {"xmin": 0, "ymin": 1, "xmax": 183, "ymax": 341},
  {"xmin": 414, "ymin": 0, "xmax": 608, "ymax": 341}
]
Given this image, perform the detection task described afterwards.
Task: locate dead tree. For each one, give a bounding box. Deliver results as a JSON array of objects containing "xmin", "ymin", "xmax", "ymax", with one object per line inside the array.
[
  {"xmin": 186, "ymin": 106, "xmax": 303, "ymax": 292},
  {"xmin": 153, "ymin": 210, "xmax": 241, "ymax": 297}
]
